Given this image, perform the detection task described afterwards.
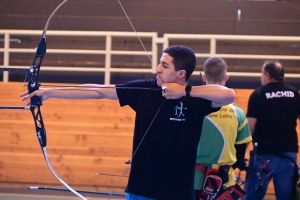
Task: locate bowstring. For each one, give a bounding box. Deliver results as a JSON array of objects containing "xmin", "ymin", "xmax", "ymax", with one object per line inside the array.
[
  {"xmin": 108, "ymin": 1, "xmax": 163, "ymax": 199},
  {"xmin": 117, "ymin": 0, "xmax": 154, "ymax": 66}
]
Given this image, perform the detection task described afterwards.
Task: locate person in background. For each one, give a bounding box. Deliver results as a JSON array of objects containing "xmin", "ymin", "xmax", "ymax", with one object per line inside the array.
[
  {"xmin": 244, "ymin": 60, "xmax": 300, "ymax": 200},
  {"xmin": 21, "ymin": 46, "xmax": 236, "ymax": 200},
  {"xmin": 194, "ymin": 57, "xmax": 252, "ymax": 200}
]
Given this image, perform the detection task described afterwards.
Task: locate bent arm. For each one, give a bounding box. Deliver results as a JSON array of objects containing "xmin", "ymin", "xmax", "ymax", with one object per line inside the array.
[
  {"xmin": 161, "ymin": 83, "xmax": 235, "ymax": 108},
  {"xmin": 189, "ymin": 85, "xmax": 235, "ymax": 107}
]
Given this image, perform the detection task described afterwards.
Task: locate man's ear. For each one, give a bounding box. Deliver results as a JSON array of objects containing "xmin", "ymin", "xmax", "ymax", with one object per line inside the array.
[
  {"xmin": 202, "ymin": 74, "xmax": 207, "ymax": 82},
  {"xmin": 262, "ymin": 72, "xmax": 271, "ymax": 82},
  {"xmin": 179, "ymin": 70, "xmax": 186, "ymax": 78},
  {"xmin": 225, "ymin": 74, "xmax": 229, "ymax": 82}
]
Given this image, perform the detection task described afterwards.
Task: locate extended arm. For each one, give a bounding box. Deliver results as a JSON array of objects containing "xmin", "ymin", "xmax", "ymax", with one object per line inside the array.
[
  {"xmin": 20, "ymin": 84, "xmax": 119, "ymax": 104},
  {"xmin": 161, "ymin": 83, "xmax": 235, "ymax": 108}
]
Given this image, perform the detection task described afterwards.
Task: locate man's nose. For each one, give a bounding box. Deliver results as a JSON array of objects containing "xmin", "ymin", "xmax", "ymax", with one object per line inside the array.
[{"xmin": 156, "ymin": 64, "xmax": 162, "ymax": 73}]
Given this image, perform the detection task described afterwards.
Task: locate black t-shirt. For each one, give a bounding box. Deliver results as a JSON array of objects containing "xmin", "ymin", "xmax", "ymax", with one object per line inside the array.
[
  {"xmin": 116, "ymin": 79, "xmax": 219, "ymax": 200},
  {"xmin": 247, "ymin": 82, "xmax": 300, "ymax": 155}
]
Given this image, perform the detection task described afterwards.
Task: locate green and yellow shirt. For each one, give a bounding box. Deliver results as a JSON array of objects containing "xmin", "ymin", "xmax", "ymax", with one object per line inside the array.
[{"xmin": 194, "ymin": 104, "xmax": 252, "ymax": 190}]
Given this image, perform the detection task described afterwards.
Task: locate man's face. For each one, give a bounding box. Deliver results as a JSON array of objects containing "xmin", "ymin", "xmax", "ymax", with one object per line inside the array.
[{"xmin": 156, "ymin": 53, "xmax": 181, "ymax": 86}]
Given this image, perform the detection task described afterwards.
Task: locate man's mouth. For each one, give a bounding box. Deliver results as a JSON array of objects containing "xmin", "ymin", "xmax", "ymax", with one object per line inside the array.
[{"xmin": 156, "ymin": 75, "xmax": 164, "ymax": 83}]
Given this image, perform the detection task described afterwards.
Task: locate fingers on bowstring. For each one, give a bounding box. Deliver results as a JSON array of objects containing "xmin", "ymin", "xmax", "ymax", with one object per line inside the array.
[
  {"xmin": 162, "ymin": 86, "xmax": 167, "ymax": 93},
  {"xmin": 21, "ymin": 94, "xmax": 31, "ymax": 102},
  {"xmin": 19, "ymin": 91, "xmax": 29, "ymax": 97}
]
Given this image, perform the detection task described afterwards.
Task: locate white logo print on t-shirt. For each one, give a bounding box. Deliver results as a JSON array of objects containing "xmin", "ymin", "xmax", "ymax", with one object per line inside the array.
[
  {"xmin": 265, "ymin": 91, "xmax": 294, "ymax": 99},
  {"xmin": 170, "ymin": 102, "xmax": 187, "ymax": 121}
]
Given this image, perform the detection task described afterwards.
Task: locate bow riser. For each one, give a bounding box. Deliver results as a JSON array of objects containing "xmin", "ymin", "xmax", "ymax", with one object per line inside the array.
[
  {"xmin": 30, "ymin": 105, "xmax": 46, "ymax": 148},
  {"xmin": 27, "ymin": 37, "xmax": 47, "ymax": 148}
]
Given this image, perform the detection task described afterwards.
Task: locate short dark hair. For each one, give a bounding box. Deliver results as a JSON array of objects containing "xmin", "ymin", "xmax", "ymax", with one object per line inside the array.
[
  {"xmin": 203, "ymin": 57, "xmax": 227, "ymax": 83},
  {"xmin": 163, "ymin": 45, "xmax": 196, "ymax": 81},
  {"xmin": 263, "ymin": 60, "xmax": 284, "ymax": 81}
]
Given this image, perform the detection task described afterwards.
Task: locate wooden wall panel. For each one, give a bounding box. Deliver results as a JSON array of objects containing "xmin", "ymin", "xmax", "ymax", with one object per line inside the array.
[
  {"xmin": 0, "ymin": 82, "xmax": 299, "ymax": 196},
  {"xmin": 0, "ymin": 82, "xmax": 134, "ymax": 193}
]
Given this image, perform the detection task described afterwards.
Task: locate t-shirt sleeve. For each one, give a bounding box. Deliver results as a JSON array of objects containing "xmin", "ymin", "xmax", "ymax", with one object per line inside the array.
[
  {"xmin": 200, "ymin": 98, "xmax": 220, "ymax": 116},
  {"xmin": 235, "ymin": 106, "xmax": 252, "ymax": 144},
  {"xmin": 116, "ymin": 81, "xmax": 139, "ymax": 109},
  {"xmin": 116, "ymin": 79, "xmax": 159, "ymax": 110},
  {"xmin": 246, "ymin": 91, "xmax": 259, "ymax": 118}
]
